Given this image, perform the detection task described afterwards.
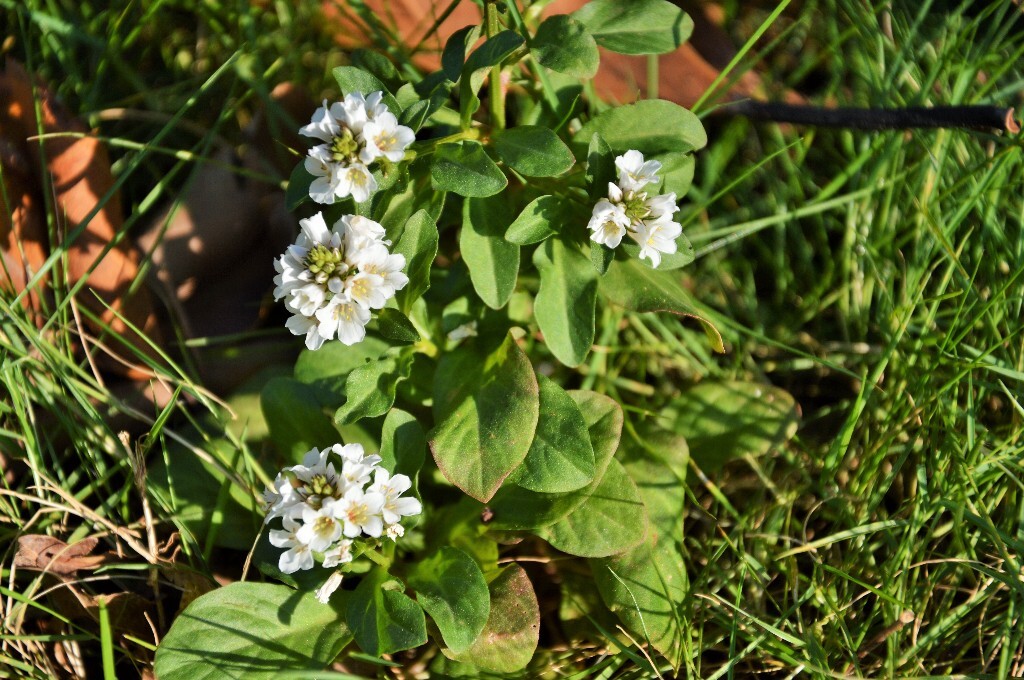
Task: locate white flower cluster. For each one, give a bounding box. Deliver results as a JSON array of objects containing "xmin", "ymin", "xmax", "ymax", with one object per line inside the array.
[
  {"xmin": 274, "ymin": 212, "xmax": 408, "ymax": 350},
  {"xmin": 587, "ymin": 150, "xmax": 683, "ymax": 268},
  {"xmin": 263, "ymin": 443, "xmax": 421, "ymax": 580},
  {"xmin": 300, "ymin": 92, "xmax": 415, "ymax": 204}
]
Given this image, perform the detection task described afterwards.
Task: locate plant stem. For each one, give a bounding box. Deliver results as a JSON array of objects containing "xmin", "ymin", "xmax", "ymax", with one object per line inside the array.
[
  {"xmin": 486, "ymin": 1, "xmax": 506, "ymax": 130},
  {"xmin": 717, "ymin": 102, "xmax": 1020, "ymax": 132}
]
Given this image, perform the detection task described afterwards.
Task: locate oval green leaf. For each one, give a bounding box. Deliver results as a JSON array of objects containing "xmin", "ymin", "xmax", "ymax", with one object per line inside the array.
[
  {"xmin": 574, "ymin": 99, "xmax": 706, "ymax": 156},
  {"xmin": 445, "ymin": 564, "xmax": 539, "ymax": 673},
  {"xmin": 574, "ymin": 0, "xmax": 694, "ymax": 55},
  {"xmin": 408, "ymin": 547, "xmax": 491, "ymax": 655},
  {"xmin": 533, "ymin": 239, "xmax": 597, "ymax": 366},
  {"xmin": 430, "ymin": 334, "xmax": 540, "ymax": 503},
  {"xmin": 505, "ymin": 195, "xmax": 563, "ymax": 245},
  {"xmin": 334, "ymin": 352, "xmax": 414, "ymax": 425},
  {"xmin": 154, "ymin": 583, "xmax": 350, "ymax": 680},
  {"xmin": 598, "ymin": 258, "xmax": 724, "ymax": 352},
  {"xmin": 431, "ymin": 141, "xmax": 508, "ymax": 197},
  {"xmin": 537, "ymin": 458, "xmax": 648, "ymax": 557},
  {"xmin": 262, "ymin": 377, "xmax": 341, "ymax": 460},
  {"xmin": 487, "ymin": 390, "xmax": 621, "ymax": 530},
  {"xmin": 531, "ymin": 14, "xmax": 599, "ymax": 78},
  {"xmin": 493, "ymin": 125, "xmax": 575, "ymax": 177},
  {"xmin": 392, "ymin": 208, "xmax": 440, "ymax": 314},
  {"xmin": 462, "ymin": 194, "xmax": 520, "ymax": 309},
  {"xmin": 592, "ymin": 534, "xmax": 689, "ymax": 670},
  {"xmin": 507, "ymin": 374, "xmax": 596, "ymax": 493},
  {"xmin": 332, "ymin": 65, "xmax": 402, "ymax": 115},
  {"xmin": 347, "ymin": 569, "xmax": 427, "ymax": 657},
  {"xmin": 663, "ymin": 380, "xmax": 799, "ymax": 471}
]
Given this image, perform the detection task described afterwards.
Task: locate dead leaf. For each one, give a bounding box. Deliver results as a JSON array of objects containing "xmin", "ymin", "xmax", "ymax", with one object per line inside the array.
[{"xmin": 14, "ymin": 535, "xmax": 108, "ymax": 575}]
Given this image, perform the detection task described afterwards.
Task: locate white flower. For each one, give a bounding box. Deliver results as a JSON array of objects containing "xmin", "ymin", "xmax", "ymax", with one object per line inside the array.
[
  {"xmin": 369, "ymin": 469, "xmax": 422, "ymax": 525},
  {"xmin": 631, "ymin": 219, "xmax": 683, "ymax": 268},
  {"xmin": 340, "ymin": 456, "xmax": 378, "ymax": 490},
  {"xmin": 362, "ymin": 111, "xmax": 415, "ymax": 163},
  {"xmin": 286, "ymin": 283, "xmax": 326, "ymax": 317},
  {"xmin": 338, "ymin": 164, "xmax": 377, "ymax": 204},
  {"xmin": 315, "ymin": 294, "xmax": 371, "ymax": 346},
  {"xmin": 615, "ymin": 150, "xmax": 661, "ymax": 191},
  {"xmin": 337, "ymin": 486, "xmax": 385, "ymax": 538},
  {"xmin": 285, "ymin": 313, "xmax": 328, "ymax": 351},
  {"xmin": 299, "ymin": 100, "xmax": 342, "ymax": 144},
  {"xmin": 275, "ymin": 212, "xmax": 407, "ymax": 349},
  {"xmin": 344, "ymin": 272, "xmax": 388, "ymax": 310},
  {"xmin": 315, "ymin": 571, "xmax": 345, "ymax": 604},
  {"xmin": 299, "ymin": 92, "xmax": 406, "ymax": 205},
  {"xmin": 296, "ymin": 498, "xmax": 345, "ymax": 553},
  {"xmin": 262, "ymin": 473, "xmax": 300, "ymax": 524},
  {"xmin": 586, "ymin": 149, "xmax": 684, "ymax": 268},
  {"xmin": 322, "ymin": 540, "xmax": 354, "ymax": 568},
  {"xmin": 331, "ymin": 442, "xmax": 382, "ymax": 468},
  {"xmin": 339, "ymin": 214, "xmax": 390, "ymax": 251},
  {"xmin": 355, "ymin": 244, "xmax": 408, "ymax": 298},
  {"xmin": 269, "ymin": 516, "xmax": 314, "ymax": 574},
  {"xmin": 645, "ymin": 192, "xmax": 678, "ymax": 222},
  {"xmin": 385, "ymin": 524, "xmax": 405, "ymax": 541},
  {"xmin": 587, "ymin": 199, "xmax": 629, "ymax": 248}
]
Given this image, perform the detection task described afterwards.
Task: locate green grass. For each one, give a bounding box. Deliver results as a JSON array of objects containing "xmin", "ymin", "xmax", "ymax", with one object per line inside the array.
[{"xmin": 3, "ymin": 0, "xmax": 1024, "ymax": 677}]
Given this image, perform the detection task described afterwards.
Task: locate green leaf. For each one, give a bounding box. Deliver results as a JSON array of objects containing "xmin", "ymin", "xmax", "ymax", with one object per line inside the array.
[
  {"xmin": 347, "ymin": 569, "xmax": 427, "ymax": 657},
  {"xmin": 507, "ymin": 374, "xmax": 595, "ymax": 493},
  {"xmin": 537, "ymin": 458, "xmax": 647, "ymax": 557},
  {"xmin": 332, "ymin": 65, "xmax": 401, "ymax": 114},
  {"xmin": 620, "ymin": 422, "xmax": 688, "ymax": 542},
  {"xmin": 262, "ymin": 377, "xmax": 340, "ymax": 460},
  {"xmin": 154, "ymin": 583, "xmax": 350, "ymax": 680},
  {"xmin": 375, "ymin": 308, "xmax": 420, "ymax": 344},
  {"xmin": 463, "ymin": 29, "xmax": 525, "ymax": 96},
  {"xmin": 462, "ymin": 195, "xmax": 520, "ymax": 309},
  {"xmin": 392, "ymin": 209, "xmax": 440, "ymax": 314},
  {"xmin": 350, "ymin": 48, "xmax": 402, "ymax": 91},
  {"xmin": 285, "ymin": 162, "xmax": 314, "ymax": 211},
  {"xmin": 598, "ymin": 258, "xmax": 724, "ymax": 352},
  {"xmin": 380, "ymin": 408, "xmax": 426, "ymax": 527},
  {"xmin": 408, "ymin": 547, "xmax": 491, "ymax": 655},
  {"xmin": 430, "ymin": 334, "xmax": 540, "ymax": 503},
  {"xmin": 487, "ymin": 391, "xmax": 621, "ymax": 530},
  {"xmin": 399, "ymin": 88, "xmax": 448, "ymax": 132},
  {"xmin": 657, "ymin": 151, "xmax": 695, "ymax": 197},
  {"xmin": 293, "ymin": 337, "xmax": 389, "ymax": 406},
  {"xmin": 585, "ymin": 131, "xmax": 615, "ymax": 199},
  {"xmin": 591, "ymin": 241, "xmax": 614, "ymax": 274},
  {"xmin": 533, "ymin": 239, "xmax": 597, "ymax": 366},
  {"xmin": 493, "ymin": 125, "xmax": 575, "ymax": 177},
  {"xmin": 442, "ymin": 25, "xmax": 482, "ymax": 81},
  {"xmin": 445, "ymin": 564, "xmax": 539, "ymax": 673},
  {"xmin": 431, "ymin": 141, "xmax": 508, "ymax": 197},
  {"xmin": 334, "ymin": 352, "xmax": 414, "ymax": 425},
  {"xmin": 531, "ymin": 14, "xmax": 599, "ymax": 78},
  {"xmin": 380, "ymin": 408, "xmax": 427, "ymax": 480},
  {"xmin": 592, "ymin": 535, "xmax": 689, "ymax": 670},
  {"xmin": 574, "ymin": 0, "xmax": 694, "ymax": 55},
  {"xmin": 574, "ymin": 99, "xmax": 706, "ymax": 156},
  {"xmin": 663, "ymin": 380, "xmax": 799, "ymax": 471},
  {"xmin": 504, "ymin": 195, "xmax": 563, "ymax": 245}
]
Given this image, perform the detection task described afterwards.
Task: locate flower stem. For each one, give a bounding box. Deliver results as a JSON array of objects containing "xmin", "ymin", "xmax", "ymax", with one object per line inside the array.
[
  {"xmin": 361, "ymin": 546, "xmax": 391, "ymax": 568},
  {"xmin": 486, "ymin": 1, "xmax": 506, "ymax": 130}
]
